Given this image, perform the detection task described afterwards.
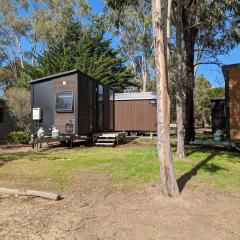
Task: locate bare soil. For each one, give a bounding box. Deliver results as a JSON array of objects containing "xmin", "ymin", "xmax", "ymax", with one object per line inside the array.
[
  {"xmin": 0, "ymin": 144, "xmax": 32, "ymax": 153},
  {"xmin": 0, "ymin": 170, "xmax": 239, "ymax": 240}
]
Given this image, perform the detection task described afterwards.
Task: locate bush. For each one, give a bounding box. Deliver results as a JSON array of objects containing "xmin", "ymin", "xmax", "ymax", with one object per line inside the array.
[
  {"xmin": 7, "ymin": 131, "xmax": 30, "ymax": 144},
  {"xmin": 5, "ymin": 87, "xmax": 31, "ymax": 132}
]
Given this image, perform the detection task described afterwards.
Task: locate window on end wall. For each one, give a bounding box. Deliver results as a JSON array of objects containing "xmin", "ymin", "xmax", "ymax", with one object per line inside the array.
[
  {"xmin": 56, "ymin": 92, "xmax": 74, "ymax": 112},
  {"xmin": 0, "ymin": 108, "xmax": 4, "ymax": 123}
]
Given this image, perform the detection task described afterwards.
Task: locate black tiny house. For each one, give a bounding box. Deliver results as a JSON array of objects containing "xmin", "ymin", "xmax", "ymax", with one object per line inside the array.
[{"xmin": 30, "ymin": 70, "xmax": 114, "ymax": 136}]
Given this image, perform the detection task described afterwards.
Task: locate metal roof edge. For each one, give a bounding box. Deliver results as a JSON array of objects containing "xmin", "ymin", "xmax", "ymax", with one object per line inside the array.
[
  {"xmin": 210, "ymin": 97, "xmax": 225, "ymax": 101},
  {"xmin": 115, "ymin": 92, "xmax": 157, "ymax": 101},
  {"xmin": 222, "ymin": 63, "xmax": 240, "ymax": 70},
  {"xmin": 29, "ymin": 69, "xmax": 79, "ymax": 84}
]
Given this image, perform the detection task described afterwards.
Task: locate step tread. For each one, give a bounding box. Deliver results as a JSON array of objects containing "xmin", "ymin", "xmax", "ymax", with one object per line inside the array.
[
  {"xmin": 96, "ymin": 139, "xmax": 116, "ymax": 142},
  {"xmin": 95, "ymin": 142, "xmax": 115, "ymax": 146}
]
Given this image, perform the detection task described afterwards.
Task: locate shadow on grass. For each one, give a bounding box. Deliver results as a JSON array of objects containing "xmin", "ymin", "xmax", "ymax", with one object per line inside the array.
[
  {"xmin": 177, "ymin": 150, "xmax": 219, "ymax": 192},
  {"xmin": 0, "ymin": 152, "xmax": 29, "ymax": 167}
]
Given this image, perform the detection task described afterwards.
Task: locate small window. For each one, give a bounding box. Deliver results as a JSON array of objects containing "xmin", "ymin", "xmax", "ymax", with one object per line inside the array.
[
  {"xmin": 0, "ymin": 108, "xmax": 4, "ymax": 123},
  {"xmin": 56, "ymin": 92, "xmax": 74, "ymax": 112}
]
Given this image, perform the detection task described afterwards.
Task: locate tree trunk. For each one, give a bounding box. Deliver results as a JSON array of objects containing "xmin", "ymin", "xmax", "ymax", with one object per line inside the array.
[
  {"xmin": 182, "ymin": 7, "xmax": 198, "ymax": 144},
  {"xmin": 176, "ymin": 0, "xmax": 186, "ymax": 158},
  {"xmin": 184, "ymin": 52, "xmax": 195, "ymax": 144},
  {"xmin": 141, "ymin": 54, "xmax": 148, "ymax": 92},
  {"xmin": 153, "ymin": 0, "xmax": 180, "ymax": 197}
]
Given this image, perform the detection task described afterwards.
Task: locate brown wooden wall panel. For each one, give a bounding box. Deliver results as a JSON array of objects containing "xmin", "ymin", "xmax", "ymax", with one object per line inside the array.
[
  {"xmin": 114, "ymin": 100, "xmax": 157, "ymax": 131},
  {"xmin": 53, "ymin": 74, "xmax": 77, "ymax": 134},
  {"xmin": 228, "ymin": 67, "xmax": 240, "ymax": 140}
]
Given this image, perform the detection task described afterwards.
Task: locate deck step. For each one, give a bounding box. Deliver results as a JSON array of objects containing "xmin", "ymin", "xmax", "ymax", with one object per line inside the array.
[
  {"xmin": 96, "ymin": 139, "xmax": 116, "ymax": 142},
  {"xmin": 95, "ymin": 142, "xmax": 115, "ymax": 146}
]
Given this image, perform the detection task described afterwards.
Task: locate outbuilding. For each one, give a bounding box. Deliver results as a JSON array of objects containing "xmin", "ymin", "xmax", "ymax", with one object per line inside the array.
[
  {"xmin": 223, "ymin": 64, "xmax": 240, "ymax": 141},
  {"xmin": 114, "ymin": 92, "xmax": 157, "ymax": 135},
  {"xmin": 30, "ymin": 70, "xmax": 114, "ymax": 138}
]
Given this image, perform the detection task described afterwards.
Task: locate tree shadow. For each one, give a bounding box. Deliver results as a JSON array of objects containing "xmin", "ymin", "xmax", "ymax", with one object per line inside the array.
[
  {"xmin": 0, "ymin": 152, "xmax": 33, "ymax": 168},
  {"xmin": 177, "ymin": 150, "xmax": 219, "ymax": 192}
]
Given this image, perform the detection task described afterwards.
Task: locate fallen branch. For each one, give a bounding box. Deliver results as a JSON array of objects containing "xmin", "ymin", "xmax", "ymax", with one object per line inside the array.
[{"xmin": 0, "ymin": 188, "xmax": 62, "ymax": 201}]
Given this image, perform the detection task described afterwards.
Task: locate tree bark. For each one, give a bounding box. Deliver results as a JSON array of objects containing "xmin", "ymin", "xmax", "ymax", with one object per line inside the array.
[
  {"xmin": 182, "ymin": 6, "xmax": 198, "ymax": 144},
  {"xmin": 176, "ymin": 0, "xmax": 186, "ymax": 158},
  {"xmin": 153, "ymin": 0, "xmax": 180, "ymax": 197},
  {"xmin": 141, "ymin": 54, "xmax": 148, "ymax": 92}
]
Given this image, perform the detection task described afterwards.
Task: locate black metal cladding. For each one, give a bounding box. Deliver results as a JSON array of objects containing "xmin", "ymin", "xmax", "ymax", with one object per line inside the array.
[{"xmin": 30, "ymin": 70, "xmax": 113, "ymax": 135}]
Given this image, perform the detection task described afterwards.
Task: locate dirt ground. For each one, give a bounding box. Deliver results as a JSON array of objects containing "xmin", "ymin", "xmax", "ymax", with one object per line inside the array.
[{"xmin": 0, "ymin": 170, "xmax": 239, "ymax": 240}]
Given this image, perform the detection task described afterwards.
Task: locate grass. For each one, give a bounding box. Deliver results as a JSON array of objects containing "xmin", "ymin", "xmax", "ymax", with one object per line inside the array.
[{"xmin": 0, "ymin": 138, "xmax": 240, "ymax": 194}]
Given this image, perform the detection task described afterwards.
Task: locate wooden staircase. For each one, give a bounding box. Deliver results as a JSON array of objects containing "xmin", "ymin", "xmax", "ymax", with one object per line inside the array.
[{"xmin": 93, "ymin": 132, "xmax": 126, "ymax": 147}]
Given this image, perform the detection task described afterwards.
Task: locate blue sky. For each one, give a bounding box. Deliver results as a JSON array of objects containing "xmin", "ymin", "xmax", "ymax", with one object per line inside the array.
[{"xmin": 88, "ymin": 0, "xmax": 240, "ymax": 88}]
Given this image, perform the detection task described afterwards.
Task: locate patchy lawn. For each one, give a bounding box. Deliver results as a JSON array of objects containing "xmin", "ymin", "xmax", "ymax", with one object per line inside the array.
[
  {"xmin": 0, "ymin": 138, "xmax": 240, "ymax": 240},
  {"xmin": 0, "ymin": 138, "xmax": 239, "ymax": 194}
]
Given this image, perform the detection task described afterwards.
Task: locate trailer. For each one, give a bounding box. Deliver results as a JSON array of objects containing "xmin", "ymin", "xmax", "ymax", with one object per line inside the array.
[
  {"xmin": 30, "ymin": 70, "xmax": 114, "ymax": 147},
  {"xmin": 114, "ymin": 92, "xmax": 157, "ymax": 136}
]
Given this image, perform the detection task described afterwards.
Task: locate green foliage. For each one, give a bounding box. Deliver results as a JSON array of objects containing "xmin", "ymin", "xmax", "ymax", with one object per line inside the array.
[
  {"xmin": 210, "ymin": 87, "xmax": 225, "ymax": 99},
  {"xmin": 38, "ymin": 22, "xmax": 134, "ymax": 92},
  {"xmin": 7, "ymin": 131, "xmax": 30, "ymax": 144},
  {"xmin": 5, "ymin": 87, "xmax": 31, "ymax": 132},
  {"xmin": 194, "ymin": 75, "xmax": 212, "ymax": 126},
  {"xmin": 106, "ymin": 0, "xmax": 153, "ymax": 91}
]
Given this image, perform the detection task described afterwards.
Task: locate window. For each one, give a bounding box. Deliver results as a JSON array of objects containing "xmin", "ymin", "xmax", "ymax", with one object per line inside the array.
[
  {"xmin": 56, "ymin": 92, "xmax": 74, "ymax": 112},
  {"xmin": 0, "ymin": 108, "xmax": 4, "ymax": 123}
]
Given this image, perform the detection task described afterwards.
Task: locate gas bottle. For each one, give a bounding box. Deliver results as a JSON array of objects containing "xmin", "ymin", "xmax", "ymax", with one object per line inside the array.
[
  {"xmin": 52, "ymin": 127, "xmax": 59, "ymax": 138},
  {"xmin": 37, "ymin": 127, "xmax": 45, "ymax": 138}
]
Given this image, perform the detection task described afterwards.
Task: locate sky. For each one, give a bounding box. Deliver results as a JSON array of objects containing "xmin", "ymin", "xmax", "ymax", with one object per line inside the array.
[
  {"xmin": 1, "ymin": 0, "xmax": 237, "ymax": 97},
  {"xmin": 88, "ymin": 0, "xmax": 240, "ymax": 88}
]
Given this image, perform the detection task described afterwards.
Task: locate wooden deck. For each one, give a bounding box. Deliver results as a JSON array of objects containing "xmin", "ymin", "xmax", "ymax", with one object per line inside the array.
[
  {"xmin": 93, "ymin": 132, "xmax": 126, "ymax": 147},
  {"xmin": 191, "ymin": 139, "xmax": 240, "ymax": 151}
]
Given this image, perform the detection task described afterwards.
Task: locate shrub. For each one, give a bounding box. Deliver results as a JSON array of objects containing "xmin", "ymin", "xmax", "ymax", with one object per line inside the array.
[
  {"xmin": 7, "ymin": 131, "xmax": 30, "ymax": 144},
  {"xmin": 5, "ymin": 87, "xmax": 31, "ymax": 132}
]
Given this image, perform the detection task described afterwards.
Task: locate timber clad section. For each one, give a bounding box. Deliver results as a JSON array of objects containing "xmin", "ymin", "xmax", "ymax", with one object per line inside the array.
[
  {"xmin": 53, "ymin": 74, "xmax": 77, "ymax": 134},
  {"xmin": 115, "ymin": 95, "xmax": 157, "ymax": 132},
  {"xmin": 227, "ymin": 66, "xmax": 240, "ymax": 140}
]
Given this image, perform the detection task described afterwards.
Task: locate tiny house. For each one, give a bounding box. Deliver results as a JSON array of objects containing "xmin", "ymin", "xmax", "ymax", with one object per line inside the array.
[
  {"xmin": 30, "ymin": 70, "xmax": 114, "ymax": 137},
  {"xmin": 223, "ymin": 64, "xmax": 240, "ymax": 141},
  {"xmin": 114, "ymin": 92, "xmax": 157, "ymax": 135}
]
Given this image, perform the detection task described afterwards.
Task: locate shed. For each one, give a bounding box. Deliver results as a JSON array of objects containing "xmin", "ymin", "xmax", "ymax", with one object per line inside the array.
[
  {"xmin": 30, "ymin": 70, "xmax": 114, "ymax": 136},
  {"xmin": 223, "ymin": 64, "xmax": 240, "ymax": 141},
  {"xmin": 114, "ymin": 92, "xmax": 157, "ymax": 134}
]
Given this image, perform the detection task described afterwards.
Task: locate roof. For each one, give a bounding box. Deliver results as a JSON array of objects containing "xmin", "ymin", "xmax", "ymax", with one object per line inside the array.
[
  {"xmin": 211, "ymin": 97, "xmax": 225, "ymax": 101},
  {"xmin": 222, "ymin": 63, "xmax": 240, "ymax": 69},
  {"xmin": 114, "ymin": 92, "xmax": 156, "ymax": 101},
  {"xmin": 29, "ymin": 69, "xmax": 79, "ymax": 84}
]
